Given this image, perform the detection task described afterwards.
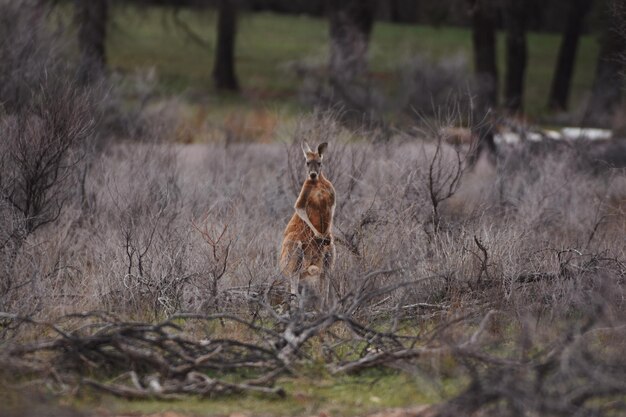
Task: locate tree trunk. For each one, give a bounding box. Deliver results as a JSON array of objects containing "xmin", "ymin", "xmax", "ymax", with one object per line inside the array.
[
  {"xmin": 585, "ymin": 28, "xmax": 625, "ymax": 126},
  {"xmin": 467, "ymin": 0, "xmax": 498, "ymax": 165},
  {"xmin": 548, "ymin": 0, "xmax": 593, "ymax": 111},
  {"xmin": 74, "ymin": 0, "xmax": 108, "ymax": 84},
  {"xmin": 327, "ymin": 0, "xmax": 377, "ymax": 81},
  {"xmin": 504, "ymin": 0, "xmax": 527, "ymax": 113},
  {"xmin": 389, "ymin": 0, "xmax": 419, "ymax": 24},
  {"xmin": 213, "ymin": 0, "xmax": 239, "ymax": 91},
  {"xmin": 468, "ymin": 0, "xmax": 498, "ymax": 110}
]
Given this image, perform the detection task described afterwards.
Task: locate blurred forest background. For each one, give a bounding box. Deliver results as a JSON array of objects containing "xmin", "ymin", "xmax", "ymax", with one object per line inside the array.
[
  {"xmin": 1, "ymin": 1, "xmax": 626, "ymax": 416},
  {"xmin": 54, "ymin": 0, "xmax": 626, "ymax": 138}
]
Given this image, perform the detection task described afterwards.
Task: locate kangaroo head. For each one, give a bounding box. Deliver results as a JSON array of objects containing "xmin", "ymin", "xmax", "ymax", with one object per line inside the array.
[{"xmin": 301, "ymin": 142, "xmax": 328, "ymax": 181}]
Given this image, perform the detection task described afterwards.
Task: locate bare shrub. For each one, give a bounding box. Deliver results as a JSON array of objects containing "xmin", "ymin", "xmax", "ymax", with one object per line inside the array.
[
  {"xmin": 90, "ymin": 145, "xmax": 195, "ymax": 317},
  {"xmin": 419, "ymin": 135, "xmax": 464, "ymax": 236},
  {"xmin": 0, "ymin": 1, "xmax": 186, "ymax": 315},
  {"xmin": 191, "ymin": 218, "xmax": 232, "ymax": 311},
  {"xmin": 434, "ymin": 303, "xmax": 626, "ymax": 417},
  {"xmin": 401, "ymin": 54, "xmax": 473, "ymax": 119},
  {"xmin": 0, "ymin": 81, "xmax": 95, "ymax": 233},
  {"xmin": 428, "ymin": 142, "xmax": 626, "ymax": 312},
  {"xmin": 292, "ymin": 52, "xmax": 474, "ymax": 137},
  {"xmin": 0, "ymin": 80, "xmax": 96, "ymax": 311},
  {"xmin": 0, "ymin": 1, "xmax": 64, "ymax": 113},
  {"xmin": 292, "ymin": 61, "xmax": 387, "ymax": 132}
]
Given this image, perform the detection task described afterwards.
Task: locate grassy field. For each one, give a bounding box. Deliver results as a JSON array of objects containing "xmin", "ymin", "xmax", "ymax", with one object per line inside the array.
[
  {"xmin": 1, "ymin": 370, "xmax": 457, "ymax": 417},
  {"xmin": 106, "ymin": 5, "xmax": 600, "ymax": 123},
  {"xmin": 92, "ymin": 372, "xmax": 455, "ymax": 417}
]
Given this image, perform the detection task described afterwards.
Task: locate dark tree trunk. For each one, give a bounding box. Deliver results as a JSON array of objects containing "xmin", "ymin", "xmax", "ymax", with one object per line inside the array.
[
  {"xmin": 548, "ymin": 0, "xmax": 593, "ymax": 111},
  {"xmin": 585, "ymin": 23, "xmax": 625, "ymax": 126},
  {"xmin": 388, "ymin": 0, "xmax": 419, "ymax": 24},
  {"xmin": 74, "ymin": 0, "xmax": 108, "ymax": 84},
  {"xmin": 213, "ymin": 0, "xmax": 239, "ymax": 91},
  {"xmin": 327, "ymin": 0, "xmax": 377, "ymax": 81},
  {"xmin": 468, "ymin": 0, "xmax": 498, "ymax": 110},
  {"xmin": 504, "ymin": 0, "xmax": 527, "ymax": 113},
  {"xmin": 467, "ymin": 0, "xmax": 498, "ymax": 164}
]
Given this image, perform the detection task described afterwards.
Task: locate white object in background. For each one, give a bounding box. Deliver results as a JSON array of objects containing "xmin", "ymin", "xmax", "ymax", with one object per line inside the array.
[
  {"xmin": 561, "ymin": 127, "xmax": 613, "ymax": 141},
  {"xmin": 494, "ymin": 132, "xmax": 521, "ymax": 145},
  {"xmin": 526, "ymin": 132, "xmax": 543, "ymax": 142},
  {"xmin": 543, "ymin": 130, "xmax": 563, "ymax": 140}
]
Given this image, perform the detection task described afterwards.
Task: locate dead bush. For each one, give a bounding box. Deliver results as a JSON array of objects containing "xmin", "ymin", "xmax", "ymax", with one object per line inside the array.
[
  {"xmin": 401, "ymin": 54, "xmax": 474, "ymax": 119},
  {"xmin": 0, "ymin": 108, "xmax": 622, "ymax": 328},
  {"xmin": 0, "ymin": 1, "xmax": 63, "ymax": 114},
  {"xmin": 0, "ymin": 79, "xmax": 96, "ymax": 311},
  {"xmin": 292, "ymin": 61, "xmax": 388, "ymax": 133}
]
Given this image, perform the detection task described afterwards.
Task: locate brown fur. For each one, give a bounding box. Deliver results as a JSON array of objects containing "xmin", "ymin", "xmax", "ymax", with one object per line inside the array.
[{"xmin": 280, "ymin": 145, "xmax": 336, "ymax": 306}]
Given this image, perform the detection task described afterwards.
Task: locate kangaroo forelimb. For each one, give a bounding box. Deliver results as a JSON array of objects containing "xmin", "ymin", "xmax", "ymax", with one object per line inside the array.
[{"xmin": 295, "ymin": 207, "xmax": 322, "ymax": 238}]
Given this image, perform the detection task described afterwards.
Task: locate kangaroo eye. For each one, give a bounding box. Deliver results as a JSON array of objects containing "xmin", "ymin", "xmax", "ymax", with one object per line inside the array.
[{"xmin": 306, "ymin": 161, "xmax": 311, "ymax": 166}]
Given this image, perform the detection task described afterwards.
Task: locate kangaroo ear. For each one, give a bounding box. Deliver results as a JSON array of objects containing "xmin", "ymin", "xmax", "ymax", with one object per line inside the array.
[
  {"xmin": 317, "ymin": 142, "xmax": 328, "ymax": 157},
  {"xmin": 301, "ymin": 142, "xmax": 312, "ymax": 158}
]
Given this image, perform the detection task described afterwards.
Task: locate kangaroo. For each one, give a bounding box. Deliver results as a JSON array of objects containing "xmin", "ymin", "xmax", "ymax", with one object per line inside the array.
[{"xmin": 280, "ymin": 142, "xmax": 336, "ymax": 308}]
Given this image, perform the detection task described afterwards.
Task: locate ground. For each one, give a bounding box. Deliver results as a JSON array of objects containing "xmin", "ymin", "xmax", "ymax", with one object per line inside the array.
[
  {"xmin": 99, "ymin": 407, "xmax": 433, "ymax": 417},
  {"xmin": 75, "ymin": 372, "xmax": 453, "ymax": 417}
]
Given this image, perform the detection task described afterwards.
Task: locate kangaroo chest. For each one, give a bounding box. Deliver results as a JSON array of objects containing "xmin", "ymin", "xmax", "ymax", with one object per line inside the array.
[
  {"xmin": 304, "ymin": 183, "xmax": 333, "ymax": 235},
  {"xmin": 307, "ymin": 187, "xmax": 332, "ymax": 210}
]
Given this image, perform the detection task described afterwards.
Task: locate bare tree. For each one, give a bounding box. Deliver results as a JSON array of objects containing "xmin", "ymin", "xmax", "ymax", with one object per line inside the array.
[
  {"xmin": 213, "ymin": 0, "xmax": 239, "ymax": 91},
  {"xmin": 327, "ymin": 0, "xmax": 378, "ymax": 81},
  {"xmin": 467, "ymin": 0, "xmax": 498, "ymax": 110},
  {"xmin": 466, "ymin": 0, "xmax": 498, "ymax": 163},
  {"xmin": 585, "ymin": 1, "xmax": 626, "ymax": 126},
  {"xmin": 614, "ymin": 0, "xmax": 626, "ymax": 43},
  {"xmin": 0, "ymin": 1, "xmax": 56, "ymax": 112},
  {"xmin": 74, "ymin": 0, "xmax": 109, "ymax": 84},
  {"xmin": 503, "ymin": 0, "xmax": 528, "ymax": 113},
  {"xmin": 548, "ymin": 0, "xmax": 594, "ymax": 111}
]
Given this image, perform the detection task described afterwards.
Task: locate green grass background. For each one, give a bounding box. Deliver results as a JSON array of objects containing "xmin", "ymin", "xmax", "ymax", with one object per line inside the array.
[
  {"xmin": 88, "ymin": 372, "xmax": 458, "ymax": 417},
  {"xmin": 106, "ymin": 6, "xmax": 600, "ymax": 120}
]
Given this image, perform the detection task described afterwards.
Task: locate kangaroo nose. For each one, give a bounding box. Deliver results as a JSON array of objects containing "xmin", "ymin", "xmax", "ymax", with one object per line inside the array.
[{"xmin": 310, "ymin": 173, "xmax": 317, "ymax": 179}]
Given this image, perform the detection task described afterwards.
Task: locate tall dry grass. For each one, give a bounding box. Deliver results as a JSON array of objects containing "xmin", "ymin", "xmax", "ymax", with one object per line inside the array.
[
  {"xmin": 2, "ymin": 113, "xmax": 624, "ymax": 321},
  {"xmin": 0, "ymin": 2, "xmax": 623, "ymax": 327}
]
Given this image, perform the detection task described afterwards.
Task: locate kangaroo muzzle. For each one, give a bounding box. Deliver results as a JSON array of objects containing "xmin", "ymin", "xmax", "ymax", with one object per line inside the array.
[{"xmin": 306, "ymin": 159, "xmax": 322, "ymax": 181}]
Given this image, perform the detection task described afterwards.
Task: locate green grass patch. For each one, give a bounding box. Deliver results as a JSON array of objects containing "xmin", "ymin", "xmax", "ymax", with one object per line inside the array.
[
  {"xmin": 89, "ymin": 371, "xmax": 457, "ymax": 417},
  {"xmin": 105, "ymin": 6, "xmax": 600, "ymax": 122}
]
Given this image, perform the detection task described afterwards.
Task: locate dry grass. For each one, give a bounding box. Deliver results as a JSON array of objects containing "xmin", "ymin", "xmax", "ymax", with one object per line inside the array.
[{"xmin": 2, "ymin": 112, "xmax": 624, "ymax": 321}]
